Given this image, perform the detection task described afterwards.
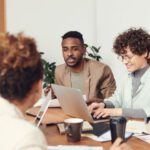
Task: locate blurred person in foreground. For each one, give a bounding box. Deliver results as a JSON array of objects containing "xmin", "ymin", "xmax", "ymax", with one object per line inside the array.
[
  {"xmin": 53, "ymin": 31, "xmax": 116, "ymax": 102},
  {"xmin": 0, "ymin": 33, "xmax": 47, "ymax": 149},
  {"xmin": 88, "ymin": 28, "xmax": 150, "ymax": 119}
]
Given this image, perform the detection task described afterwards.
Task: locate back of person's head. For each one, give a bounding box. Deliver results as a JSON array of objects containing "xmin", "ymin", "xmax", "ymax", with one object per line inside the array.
[
  {"xmin": 113, "ymin": 28, "xmax": 150, "ymax": 56},
  {"xmin": 62, "ymin": 31, "xmax": 84, "ymax": 46},
  {"xmin": 0, "ymin": 32, "xmax": 43, "ymax": 102}
]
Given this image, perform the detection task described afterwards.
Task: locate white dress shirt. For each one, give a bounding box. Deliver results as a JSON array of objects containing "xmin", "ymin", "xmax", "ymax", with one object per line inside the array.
[{"xmin": 0, "ymin": 97, "xmax": 47, "ymax": 150}]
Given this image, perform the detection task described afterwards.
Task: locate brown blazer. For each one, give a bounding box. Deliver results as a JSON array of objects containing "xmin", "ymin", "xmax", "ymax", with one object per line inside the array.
[{"xmin": 55, "ymin": 59, "xmax": 116, "ymax": 102}]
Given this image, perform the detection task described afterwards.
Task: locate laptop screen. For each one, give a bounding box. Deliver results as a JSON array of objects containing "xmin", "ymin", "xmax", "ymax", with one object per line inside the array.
[
  {"xmin": 51, "ymin": 84, "xmax": 109, "ymax": 124},
  {"xmin": 51, "ymin": 84, "xmax": 94, "ymax": 123}
]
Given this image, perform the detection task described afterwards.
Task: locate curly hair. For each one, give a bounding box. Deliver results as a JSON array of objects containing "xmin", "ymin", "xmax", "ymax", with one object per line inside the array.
[
  {"xmin": 0, "ymin": 33, "xmax": 43, "ymax": 101},
  {"xmin": 113, "ymin": 28, "xmax": 150, "ymax": 56}
]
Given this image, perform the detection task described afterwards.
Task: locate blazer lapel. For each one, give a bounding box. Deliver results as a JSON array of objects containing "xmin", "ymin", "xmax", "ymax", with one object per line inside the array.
[{"xmin": 83, "ymin": 60, "xmax": 91, "ymax": 99}]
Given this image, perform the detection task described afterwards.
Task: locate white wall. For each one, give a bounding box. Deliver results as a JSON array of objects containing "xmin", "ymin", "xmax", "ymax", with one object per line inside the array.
[
  {"xmin": 6, "ymin": 0, "xmax": 150, "ymax": 85},
  {"xmin": 6, "ymin": 0, "xmax": 96, "ymax": 64},
  {"xmin": 96, "ymin": 0, "xmax": 150, "ymax": 85}
]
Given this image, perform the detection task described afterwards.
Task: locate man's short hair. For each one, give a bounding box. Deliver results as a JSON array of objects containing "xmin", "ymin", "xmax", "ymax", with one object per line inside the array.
[
  {"xmin": 113, "ymin": 28, "xmax": 150, "ymax": 56},
  {"xmin": 62, "ymin": 31, "xmax": 84, "ymax": 46}
]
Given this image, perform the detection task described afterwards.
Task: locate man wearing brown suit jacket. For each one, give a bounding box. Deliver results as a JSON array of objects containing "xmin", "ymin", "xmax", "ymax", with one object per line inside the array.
[{"xmin": 55, "ymin": 31, "xmax": 116, "ymax": 102}]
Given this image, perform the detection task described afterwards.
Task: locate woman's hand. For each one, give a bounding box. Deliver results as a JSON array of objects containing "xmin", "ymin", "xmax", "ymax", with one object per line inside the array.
[
  {"xmin": 88, "ymin": 102, "xmax": 105, "ymax": 114},
  {"xmin": 110, "ymin": 138, "xmax": 133, "ymax": 150},
  {"xmin": 89, "ymin": 106, "xmax": 122, "ymax": 119},
  {"xmin": 44, "ymin": 84, "xmax": 51, "ymax": 96},
  {"xmin": 146, "ymin": 121, "xmax": 150, "ymax": 133},
  {"xmin": 94, "ymin": 108, "xmax": 122, "ymax": 118}
]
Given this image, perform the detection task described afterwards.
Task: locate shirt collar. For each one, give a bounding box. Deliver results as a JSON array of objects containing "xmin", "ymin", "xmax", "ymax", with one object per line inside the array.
[{"xmin": 132, "ymin": 64, "xmax": 149, "ymax": 78}]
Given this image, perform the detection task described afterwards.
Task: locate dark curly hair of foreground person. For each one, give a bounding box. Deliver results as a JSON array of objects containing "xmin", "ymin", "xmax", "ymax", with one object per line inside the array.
[{"xmin": 0, "ymin": 33, "xmax": 43, "ymax": 101}]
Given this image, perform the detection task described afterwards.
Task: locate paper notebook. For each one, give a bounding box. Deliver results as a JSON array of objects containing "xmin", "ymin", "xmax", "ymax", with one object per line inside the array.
[
  {"xmin": 126, "ymin": 120, "xmax": 147, "ymax": 134},
  {"xmin": 82, "ymin": 131, "xmax": 133, "ymax": 142}
]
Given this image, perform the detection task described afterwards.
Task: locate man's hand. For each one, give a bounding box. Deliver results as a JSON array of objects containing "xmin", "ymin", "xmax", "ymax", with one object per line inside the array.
[
  {"xmin": 44, "ymin": 84, "xmax": 51, "ymax": 96},
  {"xmin": 110, "ymin": 138, "xmax": 133, "ymax": 150}
]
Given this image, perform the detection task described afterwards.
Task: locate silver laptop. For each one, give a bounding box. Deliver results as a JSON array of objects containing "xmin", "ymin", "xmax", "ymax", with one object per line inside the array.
[
  {"xmin": 34, "ymin": 91, "xmax": 52, "ymax": 127},
  {"xmin": 51, "ymin": 84, "xmax": 109, "ymax": 123}
]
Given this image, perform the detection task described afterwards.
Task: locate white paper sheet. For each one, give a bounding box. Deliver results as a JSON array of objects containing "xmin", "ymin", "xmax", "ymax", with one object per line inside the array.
[
  {"xmin": 126, "ymin": 120, "xmax": 147, "ymax": 134},
  {"xmin": 48, "ymin": 145, "xmax": 103, "ymax": 150},
  {"xmin": 134, "ymin": 134, "xmax": 150, "ymax": 144},
  {"xmin": 82, "ymin": 130, "xmax": 133, "ymax": 142}
]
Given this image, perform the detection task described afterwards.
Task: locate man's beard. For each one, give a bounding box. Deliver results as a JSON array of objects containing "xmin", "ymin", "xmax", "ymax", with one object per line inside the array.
[{"xmin": 65, "ymin": 56, "xmax": 83, "ymax": 68}]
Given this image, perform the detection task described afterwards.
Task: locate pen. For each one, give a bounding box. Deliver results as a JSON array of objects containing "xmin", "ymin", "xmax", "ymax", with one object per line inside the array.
[{"xmin": 142, "ymin": 132, "xmax": 150, "ymax": 135}]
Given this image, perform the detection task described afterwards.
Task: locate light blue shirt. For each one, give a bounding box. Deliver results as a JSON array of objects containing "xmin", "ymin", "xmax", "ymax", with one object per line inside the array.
[{"xmin": 105, "ymin": 67, "xmax": 150, "ymax": 118}]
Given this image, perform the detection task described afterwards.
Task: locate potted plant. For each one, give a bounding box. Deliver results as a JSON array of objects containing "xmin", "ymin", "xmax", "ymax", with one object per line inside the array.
[{"xmin": 40, "ymin": 52, "xmax": 56, "ymax": 88}]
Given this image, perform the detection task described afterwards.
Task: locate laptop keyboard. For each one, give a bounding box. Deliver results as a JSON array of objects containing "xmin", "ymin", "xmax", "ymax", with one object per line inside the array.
[
  {"xmin": 83, "ymin": 113, "xmax": 110, "ymax": 136},
  {"xmin": 90, "ymin": 122, "xmax": 110, "ymax": 136}
]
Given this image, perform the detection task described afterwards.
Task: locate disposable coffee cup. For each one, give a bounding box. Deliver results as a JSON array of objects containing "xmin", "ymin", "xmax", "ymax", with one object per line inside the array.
[
  {"xmin": 64, "ymin": 118, "xmax": 83, "ymax": 142},
  {"xmin": 110, "ymin": 116, "xmax": 127, "ymax": 143}
]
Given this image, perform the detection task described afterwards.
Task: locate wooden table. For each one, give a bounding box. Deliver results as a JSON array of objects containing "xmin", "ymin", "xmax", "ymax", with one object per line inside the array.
[{"xmin": 26, "ymin": 107, "xmax": 150, "ymax": 150}]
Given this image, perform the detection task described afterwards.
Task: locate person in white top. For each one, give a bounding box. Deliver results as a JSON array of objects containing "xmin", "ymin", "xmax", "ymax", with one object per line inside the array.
[{"xmin": 0, "ymin": 33, "xmax": 47, "ymax": 150}]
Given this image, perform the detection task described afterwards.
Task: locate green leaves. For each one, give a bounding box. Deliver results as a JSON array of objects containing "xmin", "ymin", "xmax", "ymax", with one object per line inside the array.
[
  {"xmin": 40, "ymin": 52, "xmax": 56, "ymax": 88},
  {"xmin": 85, "ymin": 44, "xmax": 102, "ymax": 61}
]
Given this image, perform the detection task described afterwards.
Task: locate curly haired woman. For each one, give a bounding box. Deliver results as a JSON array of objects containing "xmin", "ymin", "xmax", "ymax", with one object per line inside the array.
[
  {"xmin": 0, "ymin": 33, "xmax": 47, "ymax": 149},
  {"xmin": 89, "ymin": 28, "xmax": 150, "ymax": 119}
]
